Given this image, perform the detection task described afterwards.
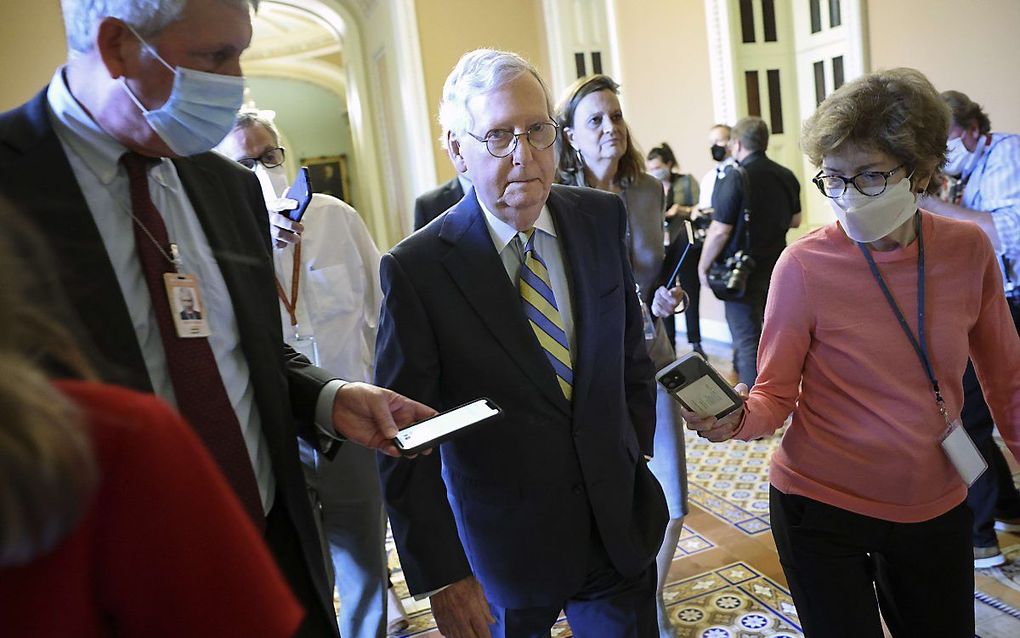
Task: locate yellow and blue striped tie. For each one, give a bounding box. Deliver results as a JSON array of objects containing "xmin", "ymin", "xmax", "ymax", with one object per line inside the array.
[{"xmin": 518, "ymin": 229, "xmax": 573, "ymax": 400}]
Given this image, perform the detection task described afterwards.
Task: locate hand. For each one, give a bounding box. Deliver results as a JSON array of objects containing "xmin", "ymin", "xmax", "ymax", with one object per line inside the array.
[
  {"xmin": 690, "ymin": 208, "xmax": 705, "ymax": 221},
  {"xmin": 681, "ymin": 383, "xmax": 749, "ymax": 442},
  {"xmin": 267, "ymin": 203, "xmax": 302, "ymax": 249},
  {"xmin": 651, "ymin": 285, "xmax": 686, "ymax": 318},
  {"xmin": 430, "ymin": 576, "xmax": 494, "ymax": 638},
  {"xmin": 331, "ymin": 382, "xmax": 437, "ymax": 457}
]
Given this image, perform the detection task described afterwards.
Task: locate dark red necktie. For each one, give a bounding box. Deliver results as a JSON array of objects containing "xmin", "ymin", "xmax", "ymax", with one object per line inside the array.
[{"xmin": 121, "ymin": 152, "xmax": 264, "ymax": 527}]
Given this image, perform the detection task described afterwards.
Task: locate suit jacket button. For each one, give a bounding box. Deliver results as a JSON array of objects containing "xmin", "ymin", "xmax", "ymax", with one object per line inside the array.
[{"xmin": 572, "ymin": 483, "xmax": 584, "ymax": 495}]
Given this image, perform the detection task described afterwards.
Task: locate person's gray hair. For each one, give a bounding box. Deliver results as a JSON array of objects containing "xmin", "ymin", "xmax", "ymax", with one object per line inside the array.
[
  {"xmin": 61, "ymin": 0, "xmax": 260, "ymax": 54},
  {"xmin": 437, "ymin": 48, "xmax": 553, "ymax": 145},
  {"xmin": 233, "ymin": 109, "xmax": 280, "ymax": 145}
]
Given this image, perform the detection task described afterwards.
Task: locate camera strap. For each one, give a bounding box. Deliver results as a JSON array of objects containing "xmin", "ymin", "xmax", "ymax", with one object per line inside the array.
[
  {"xmin": 735, "ymin": 166, "xmax": 752, "ymax": 254},
  {"xmin": 857, "ymin": 213, "xmax": 948, "ymax": 420}
]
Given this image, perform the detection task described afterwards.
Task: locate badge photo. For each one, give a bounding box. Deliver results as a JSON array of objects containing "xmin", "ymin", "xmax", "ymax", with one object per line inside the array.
[{"xmin": 164, "ymin": 273, "xmax": 211, "ymax": 338}]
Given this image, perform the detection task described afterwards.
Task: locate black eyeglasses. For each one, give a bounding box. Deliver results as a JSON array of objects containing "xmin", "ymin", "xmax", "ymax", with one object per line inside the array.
[
  {"xmin": 812, "ymin": 164, "xmax": 910, "ymax": 198},
  {"xmin": 466, "ymin": 122, "xmax": 559, "ymax": 158},
  {"xmin": 237, "ymin": 146, "xmax": 286, "ymax": 170}
]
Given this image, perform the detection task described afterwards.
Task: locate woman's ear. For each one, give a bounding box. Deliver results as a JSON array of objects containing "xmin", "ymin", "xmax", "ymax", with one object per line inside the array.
[{"xmin": 564, "ymin": 126, "xmax": 576, "ymax": 150}]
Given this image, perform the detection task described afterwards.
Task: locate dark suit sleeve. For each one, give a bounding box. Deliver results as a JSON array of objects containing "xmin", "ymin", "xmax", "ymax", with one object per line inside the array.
[
  {"xmin": 237, "ymin": 167, "xmax": 342, "ymax": 451},
  {"xmin": 374, "ymin": 251, "xmax": 473, "ymax": 595},
  {"xmin": 614, "ymin": 197, "xmax": 658, "ymax": 455}
]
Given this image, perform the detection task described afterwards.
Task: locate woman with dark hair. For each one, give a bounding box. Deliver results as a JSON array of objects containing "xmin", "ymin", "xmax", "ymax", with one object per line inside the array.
[
  {"xmin": 684, "ymin": 68, "xmax": 1020, "ymax": 636},
  {"xmin": 647, "ymin": 142, "xmax": 703, "ymax": 356},
  {"xmin": 0, "ymin": 206, "xmax": 303, "ymax": 638},
  {"xmin": 555, "ymin": 74, "xmax": 688, "ymax": 638}
]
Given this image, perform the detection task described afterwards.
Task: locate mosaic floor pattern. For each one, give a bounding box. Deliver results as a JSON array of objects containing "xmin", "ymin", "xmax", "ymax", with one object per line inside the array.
[{"xmin": 683, "ymin": 429, "xmax": 781, "ymax": 535}]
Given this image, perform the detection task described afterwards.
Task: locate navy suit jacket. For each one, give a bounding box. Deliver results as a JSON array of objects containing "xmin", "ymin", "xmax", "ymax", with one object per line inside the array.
[
  {"xmin": 375, "ymin": 185, "xmax": 667, "ymax": 608},
  {"xmin": 413, "ymin": 176, "xmax": 464, "ymax": 231},
  {"xmin": 0, "ymin": 89, "xmax": 339, "ymax": 636}
]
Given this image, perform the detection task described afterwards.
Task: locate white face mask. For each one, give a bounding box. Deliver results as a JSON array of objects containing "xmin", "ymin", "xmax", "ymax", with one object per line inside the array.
[
  {"xmin": 254, "ymin": 163, "xmax": 290, "ymax": 203},
  {"xmin": 120, "ymin": 26, "xmax": 245, "ymax": 156},
  {"xmin": 648, "ymin": 167, "xmax": 671, "ymax": 182},
  {"xmin": 943, "ymin": 136, "xmax": 969, "ymax": 176},
  {"xmin": 829, "ymin": 176, "xmax": 918, "ymax": 244}
]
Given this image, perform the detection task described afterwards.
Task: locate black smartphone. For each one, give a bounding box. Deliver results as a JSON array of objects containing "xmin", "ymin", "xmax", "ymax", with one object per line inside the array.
[
  {"xmin": 284, "ymin": 166, "xmax": 313, "ymax": 222},
  {"xmin": 393, "ymin": 398, "xmax": 503, "ymax": 456},
  {"xmin": 656, "ymin": 352, "xmax": 743, "ymax": 419}
]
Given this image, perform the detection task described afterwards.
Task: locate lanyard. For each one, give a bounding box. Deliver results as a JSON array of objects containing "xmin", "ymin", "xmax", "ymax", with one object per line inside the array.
[
  {"xmin": 857, "ymin": 213, "xmax": 950, "ymax": 421},
  {"xmin": 275, "ymin": 243, "xmax": 302, "ymax": 327}
]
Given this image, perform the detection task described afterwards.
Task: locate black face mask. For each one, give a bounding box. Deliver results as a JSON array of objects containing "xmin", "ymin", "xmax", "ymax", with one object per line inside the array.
[{"xmin": 710, "ymin": 144, "xmax": 727, "ymax": 162}]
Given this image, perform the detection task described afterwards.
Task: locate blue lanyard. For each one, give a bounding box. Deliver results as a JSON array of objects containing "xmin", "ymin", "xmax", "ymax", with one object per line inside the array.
[{"xmin": 857, "ymin": 213, "xmax": 948, "ymax": 414}]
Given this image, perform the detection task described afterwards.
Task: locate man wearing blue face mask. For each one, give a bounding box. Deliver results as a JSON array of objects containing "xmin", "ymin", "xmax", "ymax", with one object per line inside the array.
[
  {"xmin": 922, "ymin": 90, "xmax": 1020, "ymax": 568},
  {"xmin": 0, "ymin": 1, "xmax": 436, "ymax": 636}
]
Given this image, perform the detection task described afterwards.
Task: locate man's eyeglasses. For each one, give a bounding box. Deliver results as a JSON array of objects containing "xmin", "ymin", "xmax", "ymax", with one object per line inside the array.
[
  {"xmin": 237, "ymin": 146, "xmax": 286, "ymax": 170},
  {"xmin": 466, "ymin": 122, "xmax": 559, "ymax": 158},
  {"xmin": 812, "ymin": 164, "xmax": 909, "ymax": 198}
]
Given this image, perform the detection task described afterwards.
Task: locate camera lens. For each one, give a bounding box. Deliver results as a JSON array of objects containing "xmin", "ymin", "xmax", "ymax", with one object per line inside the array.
[{"xmin": 666, "ymin": 372, "xmax": 685, "ymax": 389}]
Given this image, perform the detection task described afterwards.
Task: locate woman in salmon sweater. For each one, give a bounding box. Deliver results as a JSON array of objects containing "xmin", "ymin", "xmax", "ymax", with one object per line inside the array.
[
  {"xmin": 0, "ymin": 215, "xmax": 304, "ymax": 638},
  {"xmin": 683, "ymin": 68, "xmax": 1020, "ymax": 636}
]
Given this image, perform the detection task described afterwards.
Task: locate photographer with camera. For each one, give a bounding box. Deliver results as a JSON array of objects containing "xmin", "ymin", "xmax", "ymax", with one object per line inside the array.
[{"xmin": 698, "ymin": 117, "xmax": 800, "ymax": 388}]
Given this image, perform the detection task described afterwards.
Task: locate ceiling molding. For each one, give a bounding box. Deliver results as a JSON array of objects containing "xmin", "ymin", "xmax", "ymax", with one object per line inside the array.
[{"xmin": 244, "ymin": 58, "xmax": 348, "ymax": 102}]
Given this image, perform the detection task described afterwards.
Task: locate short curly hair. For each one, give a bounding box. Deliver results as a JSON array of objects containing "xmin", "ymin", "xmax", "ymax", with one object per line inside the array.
[{"xmin": 801, "ymin": 67, "xmax": 950, "ymax": 177}]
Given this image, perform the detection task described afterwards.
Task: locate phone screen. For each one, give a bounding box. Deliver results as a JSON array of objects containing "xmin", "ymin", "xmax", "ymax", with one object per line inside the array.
[
  {"xmin": 673, "ymin": 376, "xmax": 738, "ymax": 417},
  {"xmin": 395, "ymin": 399, "xmax": 499, "ymax": 450}
]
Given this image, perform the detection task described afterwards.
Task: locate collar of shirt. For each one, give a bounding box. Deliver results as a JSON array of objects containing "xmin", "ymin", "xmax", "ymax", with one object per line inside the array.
[
  {"xmin": 47, "ymin": 67, "xmax": 173, "ymax": 188},
  {"xmin": 477, "ymin": 197, "xmax": 556, "ymax": 254},
  {"xmin": 457, "ymin": 175, "xmax": 473, "ymax": 197},
  {"xmin": 716, "ymin": 157, "xmax": 737, "ymax": 177}
]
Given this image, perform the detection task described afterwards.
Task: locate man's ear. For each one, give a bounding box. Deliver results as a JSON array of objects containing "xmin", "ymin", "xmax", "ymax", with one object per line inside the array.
[
  {"xmin": 95, "ymin": 17, "xmax": 137, "ymax": 79},
  {"xmin": 448, "ymin": 132, "xmax": 468, "ymax": 174}
]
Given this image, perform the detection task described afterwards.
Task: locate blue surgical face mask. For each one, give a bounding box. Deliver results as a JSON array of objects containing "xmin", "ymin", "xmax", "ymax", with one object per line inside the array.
[{"xmin": 119, "ymin": 26, "xmax": 244, "ymax": 156}]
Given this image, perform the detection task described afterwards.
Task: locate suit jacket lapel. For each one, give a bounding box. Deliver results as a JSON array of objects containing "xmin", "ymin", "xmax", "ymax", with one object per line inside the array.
[
  {"xmin": 547, "ymin": 187, "xmax": 601, "ymax": 412},
  {"xmin": 439, "ymin": 192, "xmax": 571, "ymax": 415},
  {"xmin": 1, "ymin": 90, "xmax": 150, "ymax": 389}
]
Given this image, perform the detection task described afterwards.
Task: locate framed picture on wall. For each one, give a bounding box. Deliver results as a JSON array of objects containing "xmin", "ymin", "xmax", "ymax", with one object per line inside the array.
[{"xmin": 301, "ymin": 154, "xmax": 350, "ymax": 203}]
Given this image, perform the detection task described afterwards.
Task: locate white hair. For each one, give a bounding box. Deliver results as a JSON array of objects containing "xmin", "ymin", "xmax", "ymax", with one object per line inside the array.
[
  {"xmin": 437, "ymin": 48, "xmax": 553, "ymax": 145},
  {"xmin": 61, "ymin": 0, "xmax": 259, "ymax": 54}
]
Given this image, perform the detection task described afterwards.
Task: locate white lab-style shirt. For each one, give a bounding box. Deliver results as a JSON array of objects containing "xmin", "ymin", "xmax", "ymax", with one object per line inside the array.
[{"xmin": 274, "ymin": 193, "xmax": 382, "ymax": 383}]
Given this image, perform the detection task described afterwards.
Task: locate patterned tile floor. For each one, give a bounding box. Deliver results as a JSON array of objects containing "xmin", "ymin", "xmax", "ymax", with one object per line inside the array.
[{"xmin": 379, "ymin": 341, "xmax": 1020, "ymax": 637}]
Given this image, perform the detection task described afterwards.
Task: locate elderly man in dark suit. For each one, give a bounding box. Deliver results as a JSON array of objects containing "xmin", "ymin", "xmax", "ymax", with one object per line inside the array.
[
  {"xmin": 0, "ymin": 2, "xmax": 431, "ymax": 636},
  {"xmin": 376, "ymin": 48, "xmax": 667, "ymax": 638}
]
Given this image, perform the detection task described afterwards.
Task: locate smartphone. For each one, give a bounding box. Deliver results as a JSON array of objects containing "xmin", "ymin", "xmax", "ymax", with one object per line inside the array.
[
  {"xmin": 393, "ymin": 398, "xmax": 502, "ymax": 455},
  {"xmin": 656, "ymin": 352, "xmax": 743, "ymax": 419},
  {"xmin": 284, "ymin": 166, "xmax": 313, "ymax": 222}
]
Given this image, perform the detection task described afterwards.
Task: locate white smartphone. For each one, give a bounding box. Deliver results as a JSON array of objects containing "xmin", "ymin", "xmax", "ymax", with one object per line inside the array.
[
  {"xmin": 393, "ymin": 398, "xmax": 502, "ymax": 455},
  {"xmin": 656, "ymin": 352, "xmax": 743, "ymax": 419}
]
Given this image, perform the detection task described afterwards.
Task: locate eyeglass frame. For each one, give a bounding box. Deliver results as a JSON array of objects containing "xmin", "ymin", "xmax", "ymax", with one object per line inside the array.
[
  {"xmin": 237, "ymin": 146, "xmax": 286, "ymax": 170},
  {"xmin": 812, "ymin": 164, "xmax": 911, "ymax": 199},
  {"xmin": 464, "ymin": 122, "xmax": 560, "ymax": 158}
]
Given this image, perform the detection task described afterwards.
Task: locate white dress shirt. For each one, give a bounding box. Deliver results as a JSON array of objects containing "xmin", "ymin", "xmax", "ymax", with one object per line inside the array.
[{"xmin": 46, "ymin": 68, "xmax": 277, "ymax": 513}]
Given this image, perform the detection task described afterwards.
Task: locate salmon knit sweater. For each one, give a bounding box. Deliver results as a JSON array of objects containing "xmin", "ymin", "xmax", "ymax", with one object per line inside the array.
[{"xmin": 736, "ymin": 211, "xmax": 1020, "ymax": 523}]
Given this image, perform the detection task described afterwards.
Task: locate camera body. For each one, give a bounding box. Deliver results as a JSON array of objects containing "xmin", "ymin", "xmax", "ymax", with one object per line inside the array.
[{"xmin": 724, "ymin": 250, "xmax": 756, "ymax": 293}]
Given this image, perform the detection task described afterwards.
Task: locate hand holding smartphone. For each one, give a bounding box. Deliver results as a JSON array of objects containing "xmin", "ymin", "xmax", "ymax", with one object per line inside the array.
[
  {"xmin": 393, "ymin": 398, "xmax": 502, "ymax": 456},
  {"xmin": 283, "ymin": 166, "xmax": 314, "ymax": 222},
  {"xmin": 656, "ymin": 352, "xmax": 743, "ymax": 419}
]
